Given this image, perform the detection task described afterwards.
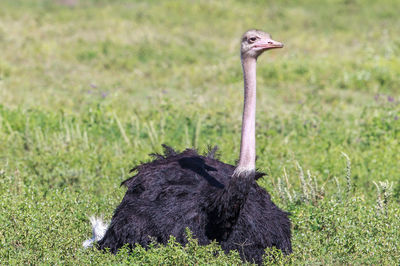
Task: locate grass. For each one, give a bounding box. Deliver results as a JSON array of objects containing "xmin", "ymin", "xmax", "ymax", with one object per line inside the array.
[{"xmin": 1, "ymin": 0, "xmax": 400, "ymax": 264}]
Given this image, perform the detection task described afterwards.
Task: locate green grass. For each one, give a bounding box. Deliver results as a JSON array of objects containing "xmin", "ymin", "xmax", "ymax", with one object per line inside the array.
[{"xmin": 1, "ymin": 0, "xmax": 400, "ymax": 264}]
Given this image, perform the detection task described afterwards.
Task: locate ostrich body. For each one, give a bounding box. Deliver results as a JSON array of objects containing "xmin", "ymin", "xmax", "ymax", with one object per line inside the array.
[{"xmin": 88, "ymin": 30, "xmax": 292, "ymax": 264}]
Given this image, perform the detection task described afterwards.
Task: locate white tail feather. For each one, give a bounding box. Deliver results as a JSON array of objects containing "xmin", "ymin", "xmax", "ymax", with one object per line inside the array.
[{"xmin": 83, "ymin": 216, "xmax": 109, "ymax": 248}]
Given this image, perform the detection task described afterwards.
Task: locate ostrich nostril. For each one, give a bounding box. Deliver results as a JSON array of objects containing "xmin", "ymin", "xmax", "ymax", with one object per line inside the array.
[{"xmin": 268, "ymin": 41, "xmax": 273, "ymax": 44}]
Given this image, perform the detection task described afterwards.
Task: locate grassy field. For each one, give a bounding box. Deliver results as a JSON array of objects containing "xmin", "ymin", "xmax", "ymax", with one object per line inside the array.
[{"xmin": 1, "ymin": 0, "xmax": 400, "ymax": 264}]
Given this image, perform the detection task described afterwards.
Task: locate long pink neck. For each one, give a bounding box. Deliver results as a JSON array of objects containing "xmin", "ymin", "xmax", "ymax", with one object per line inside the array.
[{"xmin": 235, "ymin": 56, "xmax": 257, "ymax": 175}]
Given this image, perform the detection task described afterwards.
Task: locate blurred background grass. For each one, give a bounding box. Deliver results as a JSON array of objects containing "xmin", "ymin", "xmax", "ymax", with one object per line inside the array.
[{"xmin": 0, "ymin": 0, "xmax": 399, "ymax": 264}]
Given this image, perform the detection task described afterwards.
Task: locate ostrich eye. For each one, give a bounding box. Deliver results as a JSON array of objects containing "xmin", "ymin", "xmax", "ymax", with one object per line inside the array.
[{"xmin": 248, "ymin": 37, "xmax": 257, "ymax": 43}]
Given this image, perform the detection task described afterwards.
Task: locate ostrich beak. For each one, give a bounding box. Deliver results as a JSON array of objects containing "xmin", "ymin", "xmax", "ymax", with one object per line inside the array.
[{"xmin": 256, "ymin": 39, "xmax": 284, "ymax": 50}]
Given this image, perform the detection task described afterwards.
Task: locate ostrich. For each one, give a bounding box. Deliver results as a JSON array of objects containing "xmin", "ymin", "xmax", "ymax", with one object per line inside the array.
[{"xmin": 84, "ymin": 30, "xmax": 292, "ymax": 264}]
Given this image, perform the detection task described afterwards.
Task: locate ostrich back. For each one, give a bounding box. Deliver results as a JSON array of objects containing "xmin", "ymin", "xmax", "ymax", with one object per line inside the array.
[{"xmin": 97, "ymin": 146, "xmax": 291, "ymax": 264}]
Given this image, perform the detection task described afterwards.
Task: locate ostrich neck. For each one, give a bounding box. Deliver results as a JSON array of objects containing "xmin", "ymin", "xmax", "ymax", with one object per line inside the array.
[{"xmin": 235, "ymin": 56, "xmax": 257, "ymax": 175}]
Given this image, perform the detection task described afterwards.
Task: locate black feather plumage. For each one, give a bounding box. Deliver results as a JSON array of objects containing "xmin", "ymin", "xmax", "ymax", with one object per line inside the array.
[{"xmin": 98, "ymin": 146, "xmax": 291, "ymax": 265}]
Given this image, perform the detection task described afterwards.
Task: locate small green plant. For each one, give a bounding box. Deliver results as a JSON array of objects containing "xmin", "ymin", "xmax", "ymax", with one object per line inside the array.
[
  {"xmin": 373, "ymin": 180, "xmax": 394, "ymax": 216},
  {"xmin": 276, "ymin": 163, "xmax": 324, "ymax": 205},
  {"xmin": 263, "ymin": 246, "xmax": 292, "ymax": 265},
  {"xmin": 341, "ymin": 152, "xmax": 352, "ymax": 194}
]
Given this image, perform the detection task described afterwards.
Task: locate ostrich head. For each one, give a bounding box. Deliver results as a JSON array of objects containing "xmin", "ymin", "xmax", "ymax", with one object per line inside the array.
[{"xmin": 240, "ymin": 30, "xmax": 283, "ymax": 59}]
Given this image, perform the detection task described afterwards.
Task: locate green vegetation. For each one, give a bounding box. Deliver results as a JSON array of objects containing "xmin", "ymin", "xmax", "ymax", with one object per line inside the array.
[{"xmin": 1, "ymin": 0, "xmax": 399, "ymax": 264}]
